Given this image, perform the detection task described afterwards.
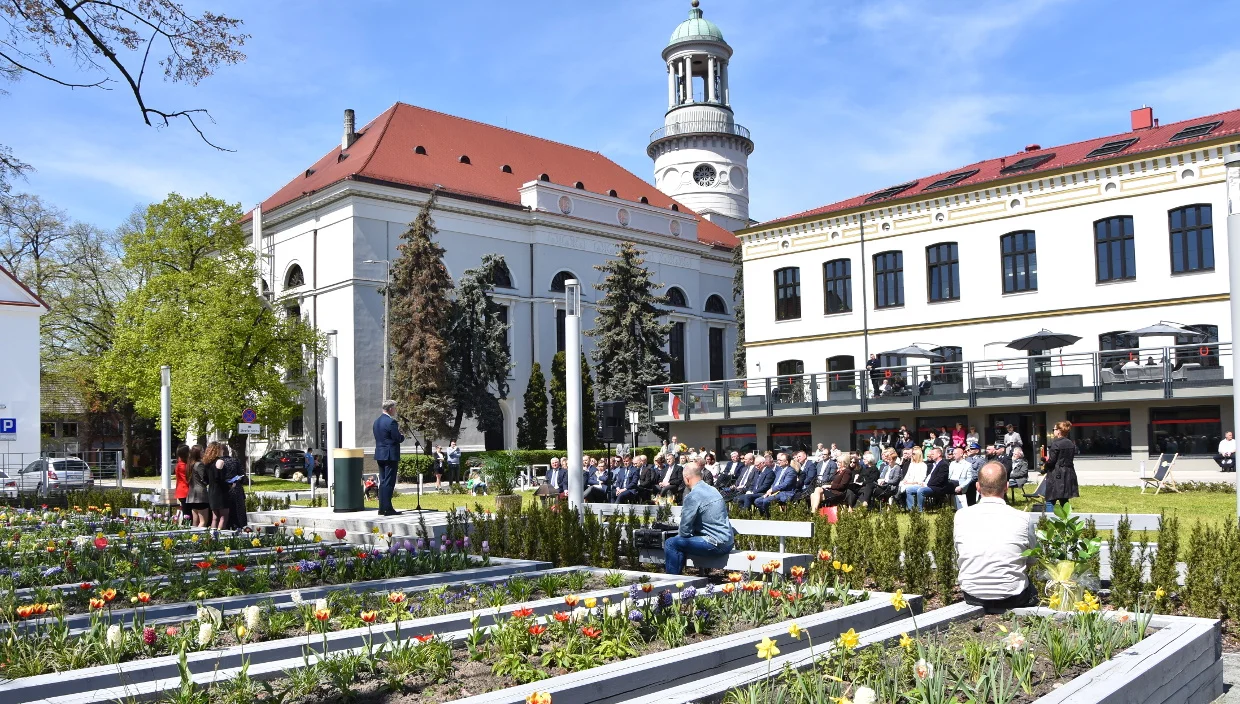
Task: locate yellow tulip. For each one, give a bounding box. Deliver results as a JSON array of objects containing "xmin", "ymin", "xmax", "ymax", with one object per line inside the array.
[{"xmin": 584, "ymin": 597, "xmax": 597, "ymax": 609}]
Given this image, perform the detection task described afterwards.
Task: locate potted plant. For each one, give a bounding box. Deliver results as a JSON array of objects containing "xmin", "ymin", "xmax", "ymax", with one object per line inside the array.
[
  {"xmin": 1022, "ymin": 501, "xmax": 1101, "ymax": 611},
  {"xmin": 483, "ymin": 450, "xmax": 524, "ymax": 513}
]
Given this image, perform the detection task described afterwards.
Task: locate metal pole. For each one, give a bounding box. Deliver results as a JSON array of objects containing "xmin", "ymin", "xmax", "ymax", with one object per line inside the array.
[
  {"xmin": 565, "ymin": 280, "xmax": 584, "ymax": 514},
  {"xmin": 325, "ymin": 330, "xmax": 339, "ymax": 509},
  {"xmin": 383, "ymin": 262, "xmax": 390, "ymax": 400},
  {"xmin": 160, "ymin": 366, "xmax": 172, "ymax": 502},
  {"xmin": 1224, "ymin": 153, "xmax": 1240, "ymax": 518}
]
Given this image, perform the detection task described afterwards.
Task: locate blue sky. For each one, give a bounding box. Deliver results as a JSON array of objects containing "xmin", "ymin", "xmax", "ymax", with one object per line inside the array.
[{"xmin": 3, "ymin": 0, "xmax": 1240, "ymax": 229}]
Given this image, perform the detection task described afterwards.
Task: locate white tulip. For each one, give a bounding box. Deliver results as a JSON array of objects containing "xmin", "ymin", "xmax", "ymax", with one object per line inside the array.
[
  {"xmin": 197, "ymin": 621, "xmax": 215, "ymax": 647},
  {"xmin": 106, "ymin": 624, "xmax": 123, "ymax": 649},
  {"xmin": 314, "ymin": 598, "xmax": 328, "ymax": 612},
  {"xmin": 289, "ymin": 590, "xmax": 303, "ymax": 605},
  {"xmin": 243, "ymin": 605, "xmax": 262, "ymax": 631},
  {"xmin": 854, "ymin": 686, "xmax": 876, "ymax": 704}
]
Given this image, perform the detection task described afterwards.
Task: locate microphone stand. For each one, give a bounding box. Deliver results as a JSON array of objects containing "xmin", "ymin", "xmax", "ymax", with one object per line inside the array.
[{"xmin": 406, "ymin": 431, "xmax": 437, "ymax": 514}]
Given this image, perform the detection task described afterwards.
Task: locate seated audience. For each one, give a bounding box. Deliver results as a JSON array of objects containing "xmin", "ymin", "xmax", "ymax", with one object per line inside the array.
[
  {"xmin": 754, "ymin": 452, "xmax": 799, "ymax": 516},
  {"xmin": 1216, "ymin": 431, "xmax": 1236, "ymax": 472},
  {"xmin": 811, "ymin": 453, "xmax": 854, "ymax": 513},
  {"xmin": 900, "ymin": 447, "xmax": 930, "ymax": 509},
  {"xmin": 733, "ymin": 456, "xmax": 775, "ymax": 510},
  {"xmin": 662, "ymin": 462, "xmax": 735, "ymax": 575},
  {"xmin": 954, "ymin": 462, "xmax": 1039, "ymax": 612}
]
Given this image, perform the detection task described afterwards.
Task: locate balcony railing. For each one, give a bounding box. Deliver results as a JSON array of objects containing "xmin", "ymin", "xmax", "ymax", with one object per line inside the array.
[
  {"xmin": 648, "ymin": 120, "xmax": 752, "ymax": 145},
  {"xmin": 648, "ymin": 342, "xmax": 1234, "ymax": 422}
]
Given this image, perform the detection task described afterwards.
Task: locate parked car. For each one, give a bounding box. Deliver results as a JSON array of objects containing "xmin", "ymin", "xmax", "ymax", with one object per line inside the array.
[
  {"xmin": 252, "ymin": 449, "xmax": 306, "ymax": 479},
  {"xmin": 16, "ymin": 458, "xmax": 94, "ymax": 495},
  {"xmin": 0, "ymin": 470, "xmax": 16, "ymax": 498}
]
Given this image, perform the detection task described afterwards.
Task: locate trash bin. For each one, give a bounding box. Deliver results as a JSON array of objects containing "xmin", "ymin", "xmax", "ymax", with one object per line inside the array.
[{"xmin": 332, "ymin": 448, "xmax": 365, "ymax": 512}]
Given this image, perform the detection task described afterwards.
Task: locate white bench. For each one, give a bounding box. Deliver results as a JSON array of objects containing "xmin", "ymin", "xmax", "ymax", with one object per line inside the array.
[{"xmin": 637, "ymin": 548, "xmax": 811, "ymax": 574}]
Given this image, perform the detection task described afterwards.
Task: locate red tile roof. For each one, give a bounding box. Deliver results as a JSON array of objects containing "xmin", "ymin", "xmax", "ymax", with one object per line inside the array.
[
  {"xmin": 259, "ymin": 102, "xmax": 738, "ymax": 249},
  {"xmin": 759, "ymin": 107, "xmax": 1240, "ymax": 228}
]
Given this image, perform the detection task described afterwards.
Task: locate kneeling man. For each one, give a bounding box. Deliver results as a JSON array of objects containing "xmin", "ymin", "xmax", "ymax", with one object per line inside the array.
[
  {"xmin": 954, "ymin": 461, "xmax": 1039, "ymax": 613},
  {"xmin": 663, "ymin": 461, "xmax": 735, "ymax": 575}
]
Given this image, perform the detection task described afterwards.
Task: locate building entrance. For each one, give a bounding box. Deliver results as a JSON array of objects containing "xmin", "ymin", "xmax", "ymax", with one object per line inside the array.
[{"xmin": 986, "ymin": 412, "xmax": 1046, "ymax": 472}]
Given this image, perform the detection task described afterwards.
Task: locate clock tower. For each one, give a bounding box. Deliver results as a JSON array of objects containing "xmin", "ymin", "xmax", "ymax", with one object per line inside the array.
[{"xmin": 649, "ymin": 0, "xmax": 754, "ymax": 233}]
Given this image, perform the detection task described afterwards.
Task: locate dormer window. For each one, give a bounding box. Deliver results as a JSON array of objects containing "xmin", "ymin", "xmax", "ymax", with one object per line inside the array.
[
  {"xmin": 414, "ymin": 145, "xmax": 427, "ymax": 155},
  {"xmin": 458, "ymin": 155, "xmax": 471, "ymax": 164},
  {"xmin": 539, "ymin": 173, "xmax": 550, "ymax": 182},
  {"xmin": 501, "ymin": 164, "xmax": 512, "ymax": 173},
  {"xmin": 574, "ymin": 181, "xmax": 585, "ymax": 189},
  {"xmin": 608, "ymin": 189, "xmax": 618, "ymax": 197}
]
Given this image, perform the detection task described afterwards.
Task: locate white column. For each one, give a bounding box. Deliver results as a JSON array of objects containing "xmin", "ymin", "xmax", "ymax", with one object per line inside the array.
[
  {"xmin": 565, "ymin": 280, "xmax": 584, "ymax": 513},
  {"xmin": 251, "ymin": 207, "xmax": 264, "ymax": 292},
  {"xmin": 160, "ymin": 366, "xmax": 171, "ymax": 500},
  {"xmin": 1224, "ymin": 152, "xmax": 1240, "ymax": 517},
  {"xmin": 684, "ymin": 55, "xmax": 694, "ymax": 103},
  {"xmin": 667, "ymin": 63, "xmax": 675, "ymax": 108},
  {"xmin": 325, "ymin": 333, "xmax": 339, "ymax": 508},
  {"xmin": 722, "ymin": 61, "xmax": 729, "ymax": 106},
  {"xmin": 707, "ymin": 56, "xmax": 716, "ymax": 103}
]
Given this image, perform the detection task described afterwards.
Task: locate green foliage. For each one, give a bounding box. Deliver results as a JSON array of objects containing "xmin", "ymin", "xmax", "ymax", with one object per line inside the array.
[
  {"xmin": 515, "ymin": 362, "xmax": 548, "ymax": 450},
  {"xmin": 389, "ymin": 192, "xmax": 454, "ymax": 440},
  {"xmin": 730, "ymin": 242, "xmax": 745, "ymax": 377},
  {"xmin": 444, "ymin": 253, "xmax": 512, "ymax": 440},
  {"xmin": 870, "ymin": 507, "xmax": 901, "ymax": 591},
  {"xmin": 1182, "ymin": 522, "xmax": 1220, "ymax": 617},
  {"xmin": 587, "ymin": 241, "xmax": 672, "ymax": 436},
  {"xmin": 1022, "ymin": 501, "xmax": 1101, "ymax": 566},
  {"xmin": 1149, "ymin": 511, "xmax": 1179, "ymax": 606},
  {"xmin": 98, "ymin": 193, "xmax": 320, "ymax": 436},
  {"xmin": 934, "ymin": 506, "xmax": 957, "ymax": 600},
  {"xmin": 1107, "ymin": 514, "xmax": 1141, "ymax": 608},
  {"xmin": 581, "ymin": 353, "xmax": 598, "ymax": 450},
  {"xmin": 550, "ymin": 352, "xmax": 568, "ymax": 450},
  {"xmin": 482, "ymin": 450, "xmax": 524, "ymax": 496},
  {"xmin": 396, "ymin": 454, "xmax": 434, "ymax": 482}
]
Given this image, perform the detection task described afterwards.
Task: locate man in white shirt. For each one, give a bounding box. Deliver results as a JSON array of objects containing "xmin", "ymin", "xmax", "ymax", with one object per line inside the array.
[
  {"xmin": 955, "ymin": 462, "xmax": 1038, "ymax": 612},
  {"xmin": 1216, "ymin": 431, "xmax": 1236, "ymax": 472},
  {"xmin": 947, "ymin": 447, "xmax": 974, "ymax": 508}
]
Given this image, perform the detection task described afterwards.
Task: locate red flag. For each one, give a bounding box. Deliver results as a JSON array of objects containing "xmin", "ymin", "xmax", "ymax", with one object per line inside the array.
[{"xmin": 669, "ymin": 392, "xmax": 682, "ymax": 420}]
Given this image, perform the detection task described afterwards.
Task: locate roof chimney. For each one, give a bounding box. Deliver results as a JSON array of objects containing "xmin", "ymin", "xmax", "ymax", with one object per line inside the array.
[
  {"xmin": 1025, "ymin": 144, "xmax": 1040, "ymax": 152},
  {"xmin": 342, "ymin": 109, "xmax": 357, "ymax": 150},
  {"xmin": 1131, "ymin": 106, "xmax": 1154, "ymax": 131}
]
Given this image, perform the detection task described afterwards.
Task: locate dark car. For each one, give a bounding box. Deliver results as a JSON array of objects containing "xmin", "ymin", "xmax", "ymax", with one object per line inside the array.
[{"xmin": 253, "ymin": 450, "xmax": 306, "ymax": 479}]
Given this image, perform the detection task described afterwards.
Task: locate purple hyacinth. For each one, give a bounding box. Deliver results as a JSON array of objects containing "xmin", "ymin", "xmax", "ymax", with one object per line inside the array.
[
  {"xmin": 657, "ymin": 589, "xmax": 673, "ymax": 610},
  {"xmin": 680, "ymin": 586, "xmax": 697, "ymax": 601},
  {"xmin": 702, "ymin": 583, "xmax": 715, "ymax": 596},
  {"xmin": 694, "ymin": 608, "xmax": 709, "ymax": 620},
  {"xmin": 416, "ymin": 538, "xmax": 425, "ymax": 550},
  {"xmin": 628, "ymin": 609, "xmax": 644, "ymax": 622},
  {"xmin": 482, "ymin": 541, "xmax": 490, "ymax": 554},
  {"xmin": 462, "ymin": 536, "xmax": 471, "ymax": 548},
  {"xmin": 628, "ymin": 584, "xmax": 643, "ymax": 602}
]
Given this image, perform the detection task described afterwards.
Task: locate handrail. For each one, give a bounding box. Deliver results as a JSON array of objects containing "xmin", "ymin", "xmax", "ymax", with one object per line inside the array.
[{"xmin": 649, "ymin": 120, "xmax": 752, "ymax": 144}]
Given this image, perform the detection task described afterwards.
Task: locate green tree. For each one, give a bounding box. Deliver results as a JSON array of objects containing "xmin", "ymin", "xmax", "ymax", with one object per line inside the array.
[
  {"xmin": 581, "ymin": 354, "xmax": 598, "ymax": 450},
  {"xmin": 515, "ymin": 362, "xmax": 548, "ymax": 450},
  {"xmin": 550, "ymin": 351, "xmax": 568, "ymax": 450},
  {"xmin": 444, "ymin": 254, "xmax": 512, "ymax": 440},
  {"xmin": 98, "ymin": 193, "xmax": 320, "ymax": 448},
  {"xmin": 587, "ymin": 241, "xmax": 672, "ymax": 435},
  {"xmin": 389, "ymin": 192, "xmax": 454, "ymax": 441},
  {"xmin": 731, "ymin": 243, "xmax": 746, "ymax": 376}
]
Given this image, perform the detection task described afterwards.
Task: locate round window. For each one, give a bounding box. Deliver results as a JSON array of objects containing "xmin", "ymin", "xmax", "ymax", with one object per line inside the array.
[{"xmin": 693, "ymin": 163, "xmax": 717, "ymax": 187}]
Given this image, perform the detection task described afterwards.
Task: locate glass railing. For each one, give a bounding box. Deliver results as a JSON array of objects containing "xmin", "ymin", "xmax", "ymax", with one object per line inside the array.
[{"xmin": 647, "ymin": 343, "xmax": 1233, "ymax": 421}]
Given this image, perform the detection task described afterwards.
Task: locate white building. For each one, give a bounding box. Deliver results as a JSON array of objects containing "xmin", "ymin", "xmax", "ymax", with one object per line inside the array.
[
  {"xmin": 0, "ymin": 264, "xmax": 48, "ymax": 463},
  {"xmin": 654, "ymin": 106, "xmax": 1238, "ymax": 472}
]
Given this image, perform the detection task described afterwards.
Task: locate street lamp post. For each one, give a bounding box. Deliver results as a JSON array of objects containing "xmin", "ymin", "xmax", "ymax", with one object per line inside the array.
[
  {"xmin": 324, "ymin": 330, "xmax": 339, "ymax": 508},
  {"xmin": 363, "ymin": 260, "xmax": 391, "ymax": 400},
  {"xmin": 628, "ymin": 409, "xmax": 640, "ymax": 453},
  {"xmin": 565, "ymin": 279, "xmax": 584, "ymax": 514},
  {"xmin": 160, "ymin": 365, "xmax": 171, "ymax": 502},
  {"xmin": 1224, "ymin": 153, "xmax": 1240, "ymax": 518}
]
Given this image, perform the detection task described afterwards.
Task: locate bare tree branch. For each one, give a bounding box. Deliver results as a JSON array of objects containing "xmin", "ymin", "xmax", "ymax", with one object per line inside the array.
[{"xmin": 0, "ymin": 48, "xmax": 108, "ymax": 88}]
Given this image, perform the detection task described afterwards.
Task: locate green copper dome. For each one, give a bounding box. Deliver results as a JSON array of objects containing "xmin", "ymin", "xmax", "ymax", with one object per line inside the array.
[{"xmin": 668, "ymin": 2, "xmax": 726, "ymax": 47}]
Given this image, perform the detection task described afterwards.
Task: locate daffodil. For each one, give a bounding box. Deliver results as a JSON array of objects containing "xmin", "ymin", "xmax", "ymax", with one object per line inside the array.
[
  {"xmin": 1074, "ymin": 591, "xmax": 1100, "ymax": 614},
  {"xmin": 841, "ymin": 563, "xmax": 854, "ymax": 574},
  {"xmin": 838, "ymin": 628, "xmax": 859, "ymax": 649},
  {"xmin": 293, "ymin": 527, "xmax": 304, "ymax": 538},
  {"xmin": 913, "ymin": 658, "xmax": 934, "ymax": 680},
  {"xmin": 756, "ymin": 636, "xmax": 780, "ymax": 660},
  {"xmin": 787, "ymin": 623, "xmax": 802, "ymax": 640},
  {"xmin": 899, "ymin": 632, "xmax": 913, "ymax": 650},
  {"xmin": 1155, "ymin": 587, "xmax": 1166, "ymax": 599},
  {"xmin": 890, "ymin": 589, "xmax": 908, "ymax": 611},
  {"xmin": 251, "ymin": 538, "xmax": 261, "ymax": 548},
  {"xmin": 1048, "ymin": 593, "xmax": 1062, "ymax": 609}
]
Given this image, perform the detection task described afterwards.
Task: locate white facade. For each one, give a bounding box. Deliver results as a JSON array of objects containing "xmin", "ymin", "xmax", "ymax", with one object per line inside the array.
[
  {"xmin": 254, "ymin": 179, "xmax": 738, "ymax": 453},
  {"xmin": 650, "ymin": 3, "xmax": 754, "ymax": 232},
  {"xmin": 0, "ymin": 266, "xmax": 48, "ymax": 461}
]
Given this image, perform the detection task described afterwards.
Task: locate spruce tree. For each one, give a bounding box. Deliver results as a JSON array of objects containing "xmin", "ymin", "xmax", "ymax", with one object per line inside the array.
[
  {"xmin": 549, "ymin": 351, "xmax": 567, "ymax": 449},
  {"xmin": 581, "ymin": 353, "xmax": 598, "ymax": 450},
  {"xmin": 444, "ymin": 253, "xmax": 512, "ymax": 439},
  {"xmin": 389, "ymin": 192, "xmax": 454, "ymax": 440},
  {"xmin": 731, "ymin": 243, "xmax": 746, "ymax": 376},
  {"xmin": 588, "ymin": 241, "xmax": 672, "ymax": 435},
  {"xmin": 516, "ymin": 362, "xmax": 548, "ymax": 450}
]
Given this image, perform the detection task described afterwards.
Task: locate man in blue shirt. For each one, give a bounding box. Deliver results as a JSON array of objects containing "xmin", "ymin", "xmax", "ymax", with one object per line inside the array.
[
  {"xmin": 755, "ymin": 452, "xmax": 799, "ymax": 516},
  {"xmin": 733, "ymin": 456, "xmax": 775, "ymax": 510},
  {"xmin": 663, "ymin": 462, "xmax": 734, "ymax": 574},
  {"xmin": 304, "ymin": 448, "xmax": 315, "ymax": 485},
  {"xmin": 372, "ymin": 400, "xmax": 404, "ymax": 516}
]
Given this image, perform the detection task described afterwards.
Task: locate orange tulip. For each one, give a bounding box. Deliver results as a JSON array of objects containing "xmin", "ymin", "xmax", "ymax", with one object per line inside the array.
[
  {"xmin": 360, "ymin": 610, "xmax": 378, "ymax": 623},
  {"xmin": 313, "ymin": 608, "xmax": 331, "ymax": 621}
]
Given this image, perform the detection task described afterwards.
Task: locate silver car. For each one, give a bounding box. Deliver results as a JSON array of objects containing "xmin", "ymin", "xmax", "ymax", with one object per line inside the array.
[{"xmin": 17, "ymin": 458, "xmax": 94, "ymax": 495}]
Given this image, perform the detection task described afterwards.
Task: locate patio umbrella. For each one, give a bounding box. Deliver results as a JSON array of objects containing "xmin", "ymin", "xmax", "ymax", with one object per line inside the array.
[
  {"xmin": 1122, "ymin": 322, "xmax": 1206, "ymax": 339},
  {"xmin": 878, "ymin": 345, "xmax": 944, "ymax": 360},
  {"xmin": 1006, "ymin": 330, "xmax": 1082, "ymax": 353}
]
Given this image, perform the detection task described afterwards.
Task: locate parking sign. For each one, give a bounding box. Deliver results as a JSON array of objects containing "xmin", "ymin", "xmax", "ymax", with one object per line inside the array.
[{"xmin": 0, "ymin": 418, "xmax": 15, "ymax": 436}]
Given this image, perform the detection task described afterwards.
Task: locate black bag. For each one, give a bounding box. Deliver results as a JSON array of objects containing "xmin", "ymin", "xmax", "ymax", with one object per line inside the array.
[{"xmin": 634, "ymin": 528, "xmax": 674, "ymax": 550}]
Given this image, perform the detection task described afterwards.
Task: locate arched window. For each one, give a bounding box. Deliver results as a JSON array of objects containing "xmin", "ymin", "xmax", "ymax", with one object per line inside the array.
[
  {"xmin": 639, "ymin": 196, "xmax": 649, "ymax": 204},
  {"xmin": 550, "ymin": 270, "xmax": 576, "ymax": 292},
  {"xmin": 539, "ymin": 173, "xmax": 550, "ymax": 182},
  {"xmin": 574, "ymin": 181, "xmax": 585, "ymax": 189},
  {"xmin": 285, "ymin": 264, "xmax": 304, "ymax": 289},
  {"xmin": 670, "ymin": 204, "xmax": 679, "ymax": 212},
  {"xmin": 705, "ymin": 294, "xmax": 728, "ymax": 314},
  {"xmin": 500, "ymin": 164, "xmax": 512, "ymax": 173},
  {"xmin": 827, "ymin": 355, "xmax": 855, "ymax": 392},
  {"xmin": 607, "ymin": 189, "xmax": 618, "ymax": 197},
  {"xmin": 458, "ymin": 155, "xmax": 471, "ymax": 164},
  {"xmin": 490, "ymin": 260, "xmax": 514, "ymax": 289},
  {"xmin": 666, "ymin": 287, "xmax": 688, "ymax": 308},
  {"xmin": 414, "ymin": 145, "xmax": 427, "ymax": 155}
]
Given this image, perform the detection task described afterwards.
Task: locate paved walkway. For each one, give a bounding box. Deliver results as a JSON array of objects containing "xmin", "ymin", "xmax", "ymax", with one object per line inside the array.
[{"xmin": 1215, "ymin": 653, "xmax": 1240, "ymax": 702}]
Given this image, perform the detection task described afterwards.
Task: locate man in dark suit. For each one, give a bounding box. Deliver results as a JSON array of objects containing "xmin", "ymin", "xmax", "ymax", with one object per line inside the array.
[
  {"xmin": 912, "ymin": 447, "xmax": 951, "ymax": 511},
  {"xmin": 372, "ymin": 400, "xmax": 405, "ymax": 516},
  {"xmin": 734, "ymin": 456, "xmax": 775, "ymax": 510},
  {"xmin": 715, "ymin": 451, "xmax": 743, "ymax": 489},
  {"xmin": 656, "ymin": 453, "xmax": 685, "ymax": 502},
  {"xmin": 723, "ymin": 453, "xmax": 757, "ymax": 500},
  {"xmin": 755, "ymin": 452, "xmax": 799, "ymax": 516},
  {"xmin": 792, "ymin": 450, "xmax": 820, "ymax": 502},
  {"xmin": 613, "ymin": 455, "xmax": 643, "ymax": 503}
]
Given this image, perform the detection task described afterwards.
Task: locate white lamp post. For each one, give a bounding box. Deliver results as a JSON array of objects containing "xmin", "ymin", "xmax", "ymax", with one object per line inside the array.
[
  {"xmin": 362, "ymin": 260, "xmax": 391, "ymax": 400},
  {"xmin": 324, "ymin": 330, "xmax": 339, "ymax": 508},
  {"xmin": 628, "ymin": 409, "xmax": 640, "ymax": 452},
  {"xmin": 565, "ymin": 279, "xmax": 584, "ymax": 513},
  {"xmin": 160, "ymin": 365, "xmax": 171, "ymax": 501},
  {"xmin": 1224, "ymin": 153, "xmax": 1240, "ymax": 517}
]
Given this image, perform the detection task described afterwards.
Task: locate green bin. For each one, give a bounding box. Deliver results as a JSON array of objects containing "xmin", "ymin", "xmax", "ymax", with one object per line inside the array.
[{"xmin": 333, "ymin": 448, "xmax": 365, "ymax": 512}]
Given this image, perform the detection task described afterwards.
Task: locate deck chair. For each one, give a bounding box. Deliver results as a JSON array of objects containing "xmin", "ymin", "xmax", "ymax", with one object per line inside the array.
[
  {"xmin": 1140, "ymin": 453, "xmax": 1180, "ymax": 494},
  {"xmin": 1021, "ymin": 477, "xmax": 1048, "ymax": 511}
]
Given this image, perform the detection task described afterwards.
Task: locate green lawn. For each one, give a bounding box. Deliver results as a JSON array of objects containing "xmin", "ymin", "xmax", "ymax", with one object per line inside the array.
[
  {"xmin": 245, "ymin": 476, "xmax": 314, "ymax": 492},
  {"xmin": 1066, "ymin": 485, "xmax": 1236, "ymax": 527}
]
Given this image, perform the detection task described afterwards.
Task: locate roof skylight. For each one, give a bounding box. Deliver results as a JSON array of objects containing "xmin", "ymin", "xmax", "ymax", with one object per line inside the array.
[
  {"xmin": 999, "ymin": 153, "xmax": 1055, "ymax": 174},
  {"xmin": 1085, "ymin": 138, "xmax": 1138, "ymax": 159},
  {"xmin": 863, "ymin": 181, "xmax": 919, "ymax": 203},
  {"xmin": 922, "ymin": 169, "xmax": 979, "ymax": 191},
  {"xmin": 1168, "ymin": 120, "xmax": 1223, "ymax": 142}
]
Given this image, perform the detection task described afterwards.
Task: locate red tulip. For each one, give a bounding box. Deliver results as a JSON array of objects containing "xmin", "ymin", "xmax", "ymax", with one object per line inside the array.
[
  {"xmin": 580, "ymin": 626, "xmax": 602, "ymax": 639},
  {"xmin": 414, "ymin": 634, "xmax": 434, "ymax": 643},
  {"xmin": 94, "ymin": 536, "xmax": 108, "ymax": 550},
  {"xmin": 528, "ymin": 624, "xmax": 547, "ymax": 636},
  {"xmin": 511, "ymin": 608, "xmax": 534, "ymax": 619},
  {"xmin": 334, "ymin": 528, "xmax": 347, "ymax": 540}
]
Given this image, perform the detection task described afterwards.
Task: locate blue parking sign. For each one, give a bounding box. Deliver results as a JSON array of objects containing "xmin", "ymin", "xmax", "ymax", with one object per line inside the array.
[{"xmin": 0, "ymin": 418, "xmax": 15, "ymax": 435}]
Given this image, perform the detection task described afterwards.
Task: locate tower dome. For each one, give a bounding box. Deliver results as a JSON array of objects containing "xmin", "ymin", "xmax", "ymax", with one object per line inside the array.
[{"xmin": 650, "ymin": 1, "xmax": 753, "ymax": 233}]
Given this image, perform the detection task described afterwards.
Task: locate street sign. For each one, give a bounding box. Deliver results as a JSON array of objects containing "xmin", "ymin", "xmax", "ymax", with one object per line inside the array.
[
  {"xmin": 238, "ymin": 422, "xmax": 262, "ymax": 435},
  {"xmin": 0, "ymin": 418, "xmax": 14, "ymax": 437},
  {"xmin": 241, "ymin": 408, "xmax": 257, "ymax": 424}
]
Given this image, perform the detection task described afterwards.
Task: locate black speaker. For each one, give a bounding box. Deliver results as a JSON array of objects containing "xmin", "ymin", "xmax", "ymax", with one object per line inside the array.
[{"xmin": 597, "ymin": 400, "xmax": 626, "ymax": 443}]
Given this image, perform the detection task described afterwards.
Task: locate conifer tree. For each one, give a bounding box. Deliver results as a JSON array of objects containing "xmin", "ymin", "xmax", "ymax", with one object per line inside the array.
[
  {"xmin": 581, "ymin": 353, "xmax": 598, "ymax": 450},
  {"xmin": 388, "ymin": 192, "xmax": 454, "ymax": 440},
  {"xmin": 444, "ymin": 254, "xmax": 512, "ymax": 439},
  {"xmin": 549, "ymin": 351, "xmax": 567, "ymax": 449},
  {"xmin": 732, "ymin": 243, "xmax": 746, "ymax": 376},
  {"xmin": 588, "ymin": 241, "xmax": 672, "ymax": 435},
  {"xmin": 516, "ymin": 362, "xmax": 548, "ymax": 450}
]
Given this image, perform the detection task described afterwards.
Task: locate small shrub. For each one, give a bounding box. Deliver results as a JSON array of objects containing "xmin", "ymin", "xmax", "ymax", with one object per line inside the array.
[
  {"xmin": 902, "ymin": 510, "xmax": 932, "ymax": 596},
  {"xmin": 1149, "ymin": 511, "xmax": 1180, "ymax": 608},
  {"xmin": 933, "ymin": 507, "xmax": 957, "ymax": 601},
  {"xmin": 1108, "ymin": 514, "xmax": 1140, "ymax": 608}
]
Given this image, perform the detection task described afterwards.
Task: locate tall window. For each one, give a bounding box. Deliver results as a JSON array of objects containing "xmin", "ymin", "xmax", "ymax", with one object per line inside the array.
[
  {"xmin": 1067, "ymin": 410, "xmax": 1131, "ymax": 456},
  {"xmin": 774, "ymin": 267, "xmax": 801, "ymax": 320},
  {"xmin": 1150, "ymin": 405, "xmax": 1221, "ymax": 456},
  {"xmin": 556, "ymin": 309, "xmax": 566, "ymax": 353},
  {"xmin": 490, "ymin": 261, "xmax": 514, "ymax": 289},
  {"xmin": 926, "ymin": 242, "xmax": 960, "ymax": 301},
  {"xmin": 669, "ymin": 321, "xmax": 686, "ymax": 382},
  {"xmin": 827, "ymin": 355, "xmax": 855, "ymax": 392},
  {"xmin": 822, "ymin": 259, "xmax": 852, "ymax": 313},
  {"xmin": 497, "ymin": 305, "xmax": 510, "ymax": 357},
  {"xmin": 873, "ymin": 251, "xmax": 904, "ymax": 308},
  {"xmin": 288, "ymin": 409, "xmax": 304, "ymax": 437},
  {"xmin": 1099, "ymin": 331, "xmax": 1139, "ymax": 369},
  {"xmin": 708, "ymin": 327, "xmax": 725, "ymax": 380},
  {"xmin": 1168, "ymin": 205, "xmax": 1214, "ymax": 273},
  {"xmin": 1000, "ymin": 231, "xmax": 1038, "ymax": 293},
  {"xmin": 1094, "ymin": 216, "xmax": 1136, "ymax": 282},
  {"xmin": 930, "ymin": 346, "xmax": 963, "ymax": 384},
  {"xmin": 705, "ymin": 294, "xmax": 728, "ymax": 314},
  {"xmin": 769, "ymin": 422, "xmax": 812, "ymax": 453},
  {"xmin": 666, "ymin": 287, "xmax": 688, "ymax": 308}
]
